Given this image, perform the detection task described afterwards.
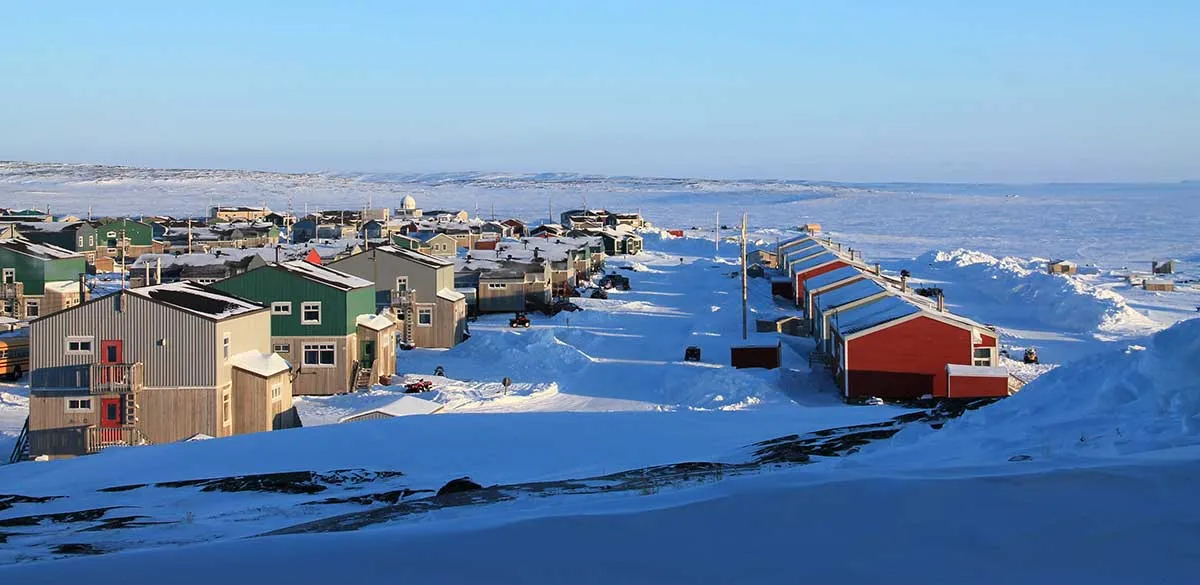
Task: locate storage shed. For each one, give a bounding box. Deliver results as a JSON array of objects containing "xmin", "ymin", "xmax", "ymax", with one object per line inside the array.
[
  {"xmin": 338, "ymin": 395, "xmax": 444, "ymax": 423},
  {"xmin": 946, "ymin": 364, "xmax": 1011, "ymax": 398}
]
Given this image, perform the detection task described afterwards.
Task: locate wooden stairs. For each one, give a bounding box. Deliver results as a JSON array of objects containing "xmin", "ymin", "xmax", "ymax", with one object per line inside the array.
[{"xmin": 8, "ymin": 417, "xmax": 29, "ymax": 464}]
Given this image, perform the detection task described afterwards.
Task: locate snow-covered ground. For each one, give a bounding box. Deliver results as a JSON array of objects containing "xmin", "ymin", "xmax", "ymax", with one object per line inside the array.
[{"xmin": 1, "ymin": 163, "xmax": 1199, "ymax": 581}]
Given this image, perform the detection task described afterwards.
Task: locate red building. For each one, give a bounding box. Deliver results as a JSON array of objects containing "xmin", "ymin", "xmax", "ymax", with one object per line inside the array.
[
  {"xmin": 791, "ymin": 251, "xmax": 852, "ymax": 306},
  {"xmin": 830, "ymin": 295, "xmax": 1004, "ymax": 400}
]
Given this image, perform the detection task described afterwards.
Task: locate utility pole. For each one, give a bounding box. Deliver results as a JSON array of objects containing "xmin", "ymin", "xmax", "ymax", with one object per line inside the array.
[
  {"xmin": 741, "ymin": 212, "xmax": 748, "ymax": 340},
  {"xmin": 715, "ymin": 211, "xmax": 720, "ymax": 256},
  {"xmin": 548, "ymin": 195, "xmax": 553, "ymax": 225}
]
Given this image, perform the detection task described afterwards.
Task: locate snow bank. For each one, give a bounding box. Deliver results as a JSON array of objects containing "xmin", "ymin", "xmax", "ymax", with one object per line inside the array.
[
  {"xmin": 878, "ymin": 317, "xmax": 1200, "ymax": 462},
  {"xmin": 918, "ymin": 248, "xmax": 1159, "ymax": 338}
]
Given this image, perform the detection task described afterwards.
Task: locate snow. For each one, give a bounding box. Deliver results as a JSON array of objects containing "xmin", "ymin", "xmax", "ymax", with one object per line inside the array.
[
  {"xmin": 945, "ymin": 364, "xmax": 1009, "ymax": 377},
  {"xmin": 832, "ymin": 295, "xmax": 921, "ymax": 336},
  {"xmin": 229, "ymin": 351, "xmax": 291, "ymax": 377},
  {"xmin": 0, "ymin": 236, "xmax": 82, "ymax": 260},
  {"xmin": 436, "ymin": 288, "xmax": 465, "ymax": 302},
  {"xmin": 814, "ymin": 277, "xmax": 888, "ymax": 312},
  {"xmin": 126, "ymin": 281, "xmax": 266, "ymax": 319},
  {"xmin": 275, "ymin": 260, "xmax": 373, "ymax": 290},
  {"xmin": 354, "ymin": 313, "xmax": 394, "ymax": 331},
  {"xmin": 339, "ymin": 394, "xmax": 443, "ymax": 421},
  {"xmin": 0, "ymin": 164, "xmax": 1199, "ymax": 578}
]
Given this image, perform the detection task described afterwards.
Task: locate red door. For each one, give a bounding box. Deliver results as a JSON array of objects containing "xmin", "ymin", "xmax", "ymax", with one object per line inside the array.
[
  {"xmin": 98, "ymin": 340, "xmax": 123, "ymax": 385},
  {"xmin": 100, "ymin": 397, "xmax": 122, "ymax": 428}
]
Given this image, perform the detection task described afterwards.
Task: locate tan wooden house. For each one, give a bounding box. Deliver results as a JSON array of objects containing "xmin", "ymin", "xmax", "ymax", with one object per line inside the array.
[{"xmin": 25, "ymin": 281, "xmax": 299, "ymax": 459}]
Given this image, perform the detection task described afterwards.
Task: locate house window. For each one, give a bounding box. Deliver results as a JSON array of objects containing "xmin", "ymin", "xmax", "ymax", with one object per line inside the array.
[
  {"xmin": 302, "ymin": 343, "xmax": 336, "ymax": 367},
  {"xmin": 222, "ymin": 392, "xmax": 231, "ymax": 424},
  {"xmin": 487, "ymin": 283, "xmax": 507, "ymax": 289},
  {"xmin": 78, "ymin": 235, "xmax": 84, "ymax": 247},
  {"xmin": 65, "ymin": 398, "xmax": 93, "ymax": 412},
  {"xmin": 973, "ymin": 348, "xmax": 994, "ymax": 367},
  {"xmin": 417, "ymin": 305, "xmax": 433, "ymax": 327},
  {"xmin": 271, "ymin": 301, "xmax": 292, "ymax": 315},
  {"xmin": 395, "ymin": 276, "xmax": 410, "ymax": 293},
  {"xmin": 301, "ymin": 302, "xmax": 322, "ymax": 325},
  {"xmin": 273, "ymin": 343, "xmax": 291, "ymax": 354},
  {"xmin": 223, "ymin": 333, "xmax": 231, "ymax": 360},
  {"xmin": 65, "ymin": 336, "xmax": 94, "ymax": 355},
  {"xmin": 88, "ymin": 235, "xmax": 95, "ymax": 247},
  {"xmin": 24, "ymin": 300, "xmax": 39, "ymax": 317},
  {"xmin": 271, "ymin": 384, "xmax": 282, "ymax": 401},
  {"xmin": 106, "ymin": 231, "xmax": 117, "ymax": 238},
  {"xmin": 2, "ymin": 268, "xmax": 14, "ymax": 283}
]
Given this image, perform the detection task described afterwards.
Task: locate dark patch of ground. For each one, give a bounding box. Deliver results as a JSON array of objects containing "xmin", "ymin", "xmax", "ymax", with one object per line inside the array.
[
  {"xmin": 0, "ymin": 494, "xmax": 64, "ymax": 513},
  {"xmin": 0, "ymin": 506, "xmax": 126, "ymax": 528},
  {"xmin": 51, "ymin": 543, "xmax": 105, "ymax": 555},
  {"xmin": 100, "ymin": 469, "xmax": 405, "ymax": 495}
]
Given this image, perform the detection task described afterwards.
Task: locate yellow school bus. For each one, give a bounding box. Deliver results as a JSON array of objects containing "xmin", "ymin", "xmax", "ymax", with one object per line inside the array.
[{"xmin": 0, "ymin": 329, "xmax": 30, "ymax": 381}]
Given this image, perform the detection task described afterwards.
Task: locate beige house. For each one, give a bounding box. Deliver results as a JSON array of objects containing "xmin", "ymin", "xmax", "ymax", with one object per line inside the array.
[
  {"xmin": 24, "ymin": 281, "xmax": 299, "ymax": 459},
  {"xmin": 211, "ymin": 206, "xmax": 272, "ymax": 222}
]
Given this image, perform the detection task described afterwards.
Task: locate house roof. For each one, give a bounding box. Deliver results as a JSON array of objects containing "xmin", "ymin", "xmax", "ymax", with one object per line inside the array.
[
  {"xmin": 803, "ymin": 265, "xmax": 864, "ymax": 291},
  {"xmin": 0, "ymin": 237, "xmax": 83, "ymax": 260},
  {"xmin": 832, "ymin": 295, "xmax": 921, "ymax": 337},
  {"xmin": 230, "ymin": 350, "xmax": 292, "ymax": 377},
  {"xmin": 438, "ymin": 288, "xmax": 466, "ymax": 302},
  {"xmin": 783, "ymin": 242, "xmax": 826, "ymax": 265},
  {"xmin": 11, "ymin": 221, "xmax": 84, "ymax": 233},
  {"xmin": 946, "ymin": 364, "xmax": 1009, "ymax": 378},
  {"xmin": 815, "ymin": 278, "xmax": 888, "ymax": 311},
  {"xmin": 273, "ymin": 260, "xmax": 374, "ymax": 290},
  {"xmin": 791, "ymin": 251, "xmax": 843, "ymax": 274},
  {"xmin": 356, "ymin": 313, "xmax": 396, "ymax": 331},
  {"xmin": 339, "ymin": 395, "xmax": 443, "ymax": 422},
  {"xmin": 374, "ymin": 245, "xmax": 455, "ymax": 268},
  {"xmin": 126, "ymin": 281, "xmax": 267, "ymax": 320}
]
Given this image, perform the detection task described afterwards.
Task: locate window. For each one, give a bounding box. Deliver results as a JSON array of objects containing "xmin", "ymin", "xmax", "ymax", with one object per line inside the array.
[
  {"xmin": 417, "ymin": 305, "xmax": 433, "ymax": 327},
  {"xmin": 106, "ymin": 231, "xmax": 117, "ymax": 238},
  {"xmin": 65, "ymin": 398, "xmax": 93, "ymax": 412},
  {"xmin": 222, "ymin": 392, "xmax": 231, "ymax": 423},
  {"xmin": 223, "ymin": 333, "xmax": 231, "ymax": 360},
  {"xmin": 78, "ymin": 235, "xmax": 83, "ymax": 247},
  {"xmin": 271, "ymin": 384, "xmax": 282, "ymax": 401},
  {"xmin": 302, "ymin": 343, "xmax": 336, "ymax": 367},
  {"xmin": 487, "ymin": 283, "xmax": 507, "ymax": 290},
  {"xmin": 88, "ymin": 235, "xmax": 95, "ymax": 247},
  {"xmin": 395, "ymin": 276, "xmax": 408, "ymax": 293},
  {"xmin": 2, "ymin": 268, "xmax": 14, "ymax": 283},
  {"xmin": 65, "ymin": 336, "xmax": 94, "ymax": 355},
  {"xmin": 271, "ymin": 301, "xmax": 292, "ymax": 315},
  {"xmin": 24, "ymin": 300, "xmax": 39, "ymax": 318},
  {"xmin": 301, "ymin": 302, "xmax": 322, "ymax": 325},
  {"xmin": 273, "ymin": 343, "xmax": 291, "ymax": 354},
  {"xmin": 973, "ymin": 347, "xmax": 994, "ymax": 367}
]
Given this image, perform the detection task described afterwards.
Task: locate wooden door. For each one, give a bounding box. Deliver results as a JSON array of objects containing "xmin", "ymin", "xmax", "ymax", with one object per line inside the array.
[
  {"xmin": 98, "ymin": 339, "xmax": 124, "ymax": 385},
  {"xmin": 101, "ymin": 397, "xmax": 122, "ymax": 428}
]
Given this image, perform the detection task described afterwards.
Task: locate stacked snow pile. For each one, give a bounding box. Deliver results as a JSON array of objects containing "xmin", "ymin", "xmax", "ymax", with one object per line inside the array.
[
  {"xmin": 918, "ymin": 249, "xmax": 1158, "ymax": 338},
  {"xmin": 878, "ymin": 318, "xmax": 1200, "ymax": 462}
]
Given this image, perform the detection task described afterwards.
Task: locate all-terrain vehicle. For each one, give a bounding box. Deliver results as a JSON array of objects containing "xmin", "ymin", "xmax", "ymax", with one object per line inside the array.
[
  {"xmin": 684, "ymin": 346, "xmax": 702, "ymax": 362},
  {"xmin": 404, "ymin": 379, "xmax": 434, "ymax": 393},
  {"xmin": 1023, "ymin": 347, "xmax": 1039, "ymax": 364},
  {"xmin": 509, "ymin": 312, "xmax": 532, "ymax": 328}
]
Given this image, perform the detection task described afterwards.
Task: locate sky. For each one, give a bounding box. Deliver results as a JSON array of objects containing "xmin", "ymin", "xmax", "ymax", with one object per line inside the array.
[{"xmin": 1, "ymin": 1, "xmax": 1197, "ymax": 182}]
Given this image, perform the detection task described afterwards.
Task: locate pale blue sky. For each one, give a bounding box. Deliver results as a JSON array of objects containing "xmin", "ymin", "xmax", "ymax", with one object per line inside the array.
[{"xmin": 1, "ymin": 1, "xmax": 1197, "ymax": 181}]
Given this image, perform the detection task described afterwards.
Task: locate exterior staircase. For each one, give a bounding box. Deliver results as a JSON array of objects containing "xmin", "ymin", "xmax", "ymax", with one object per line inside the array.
[
  {"xmin": 354, "ymin": 362, "xmax": 374, "ymax": 391},
  {"xmin": 8, "ymin": 417, "xmax": 29, "ymax": 464}
]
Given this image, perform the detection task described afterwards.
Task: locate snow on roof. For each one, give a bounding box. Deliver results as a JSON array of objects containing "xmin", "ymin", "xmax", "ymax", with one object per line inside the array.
[
  {"xmin": 12, "ymin": 221, "xmax": 81, "ymax": 233},
  {"xmin": 356, "ymin": 313, "xmax": 395, "ymax": 331},
  {"xmin": 438, "ymin": 288, "xmax": 466, "ymax": 302},
  {"xmin": 946, "ymin": 364, "xmax": 1009, "ymax": 377},
  {"xmin": 339, "ymin": 395, "xmax": 443, "ymax": 422},
  {"xmin": 783, "ymin": 242, "xmax": 825, "ymax": 264},
  {"xmin": 804, "ymin": 265, "xmax": 864, "ymax": 291},
  {"xmin": 790, "ymin": 251, "xmax": 842, "ymax": 274},
  {"xmin": 276, "ymin": 260, "xmax": 373, "ymax": 290},
  {"xmin": 0, "ymin": 237, "xmax": 83, "ymax": 260},
  {"xmin": 832, "ymin": 295, "xmax": 920, "ymax": 336},
  {"xmin": 126, "ymin": 281, "xmax": 266, "ymax": 320},
  {"xmin": 815, "ymin": 278, "xmax": 888, "ymax": 311},
  {"xmin": 1049, "ymin": 259, "xmax": 1077, "ymax": 266},
  {"xmin": 374, "ymin": 245, "xmax": 455, "ymax": 268},
  {"xmin": 230, "ymin": 350, "xmax": 292, "ymax": 377},
  {"xmin": 43, "ymin": 280, "xmax": 82, "ymax": 294}
]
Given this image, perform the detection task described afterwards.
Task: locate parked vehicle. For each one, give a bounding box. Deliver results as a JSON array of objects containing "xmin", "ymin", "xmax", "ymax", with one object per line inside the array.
[
  {"xmin": 1023, "ymin": 347, "xmax": 1039, "ymax": 364},
  {"xmin": 404, "ymin": 379, "xmax": 434, "ymax": 393},
  {"xmin": 684, "ymin": 346, "xmax": 701, "ymax": 362},
  {"xmin": 0, "ymin": 330, "xmax": 29, "ymax": 381},
  {"xmin": 510, "ymin": 312, "xmax": 532, "ymax": 328},
  {"xmin": 590, "ymin": 288, "xmax": 609, "ymax": 300}
]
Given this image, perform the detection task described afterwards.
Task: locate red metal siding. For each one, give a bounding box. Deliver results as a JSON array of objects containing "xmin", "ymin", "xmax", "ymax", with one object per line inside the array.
[
  {"xmin": 947, "ymin": 375, "xmax": 1009, "ymax": 398},
  {"xmin": 977, "ymin": 333, "xmax": 997, "ymax": 347},
  {"xmin": 793, "ymin": 261, "xmax": 849, "ymax": 305},
  {"xmin": 845, "ymin": 315, "xmax": 972, "ymax": 399},
  {"xmin": 804, "ymin": 277, "xmax": 862, "ymax": 319}
]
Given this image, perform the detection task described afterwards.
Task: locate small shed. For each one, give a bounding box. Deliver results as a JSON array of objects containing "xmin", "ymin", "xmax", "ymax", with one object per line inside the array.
[
  {"xmin": 946, "ymin": 364, "xmax": 1011, "ymax": 398},
  {"xmin": 731, "ymin": 342, "xmax": 782, "ymax": 369},
  {"xmin": 1152, "ymin": 259, "xmax": 1177, "ymax": 275},
  {"xmin": 1047, "ymin": 260, "xmax": 1077, "ymax": 275},
  {"xmin": 338, "ymin": 395, "xmax": 444, "ymax": 423},
  {"xmin": 798, "ymin": 223, "xmax": 821, "ymax": 234},
  {"xmin": 1143, "ymin": 279, "xmax": 1175, "ymax": 292}
]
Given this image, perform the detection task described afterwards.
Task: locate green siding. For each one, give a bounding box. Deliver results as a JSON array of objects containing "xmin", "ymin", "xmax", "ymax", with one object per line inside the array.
[
  {"xmin": 93, "ymin": 220, "xmax": 154, "ymax": 247},
  {"xmin": 211, "ymin": 266, "xmax": 373, "ymax": 337},
  {"xmin": 0, "ymin": 248, "xmax": 85, "ymax": 295}
]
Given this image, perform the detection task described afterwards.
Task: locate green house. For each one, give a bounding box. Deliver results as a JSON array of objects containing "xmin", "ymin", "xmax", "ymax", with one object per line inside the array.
[
  {"xmin": 0, "ymin": 237, "xmax": 87, "ymax": 318},
  {"xmin": 92, "ymin": 219, "xmax": 155, "ymax": 249},
  {"xmin": 211, "ymin": 260, "xmax": 378, "ymax": 395},
  {"xmin": 13, "ymin": 222, "xmax": 98, "ymax": 253}
]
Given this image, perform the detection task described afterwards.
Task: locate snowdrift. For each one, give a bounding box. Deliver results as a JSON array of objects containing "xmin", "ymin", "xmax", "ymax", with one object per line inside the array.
[
  {"xmin": 916, "ymin": 248, "xmax": 1159, "ymax": 338},
  {"xmin": 879, "ymin": 317, "xmax": 1200, "ymax": 462}
]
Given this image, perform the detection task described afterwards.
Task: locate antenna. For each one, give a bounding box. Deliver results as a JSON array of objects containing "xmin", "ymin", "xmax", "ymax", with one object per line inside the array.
[{"xmin": 740, "ymin": 212, "xmax": 748, "ymax": 340}]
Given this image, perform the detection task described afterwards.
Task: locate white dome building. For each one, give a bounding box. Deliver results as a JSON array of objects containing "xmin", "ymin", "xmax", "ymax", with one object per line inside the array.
[{"xmin": 400, "ymin": 194, "xmax": 418, "ymax": 211}]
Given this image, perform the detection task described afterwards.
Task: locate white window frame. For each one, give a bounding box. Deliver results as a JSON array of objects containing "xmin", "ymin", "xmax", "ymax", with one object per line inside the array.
[
  {"xmin": 972, "ymin": 347, "xmax": 994, "ymax": 367},
  {"xmin": 24, "ymin": 299, "xmax": 39, "ymax": 317},
  {"xmin": 395, "ymin": 276, "xmax": 409, "ymax": 293},
  {"xmin": 302, "ymin": 343, "xmax": 336, "ymax": 367},
  {"xmin": 487, "ymin": 282, "xmax": 507, "ymax": 289},
  {"xmin": 65, "ymin": 335, "xmax": 94, "ymax": 355},
  {"xmin": 271, "ymin": 301, "xmax": 292, "ymax": 315},
  {"xmin": 271, "ymin": 384, "xmax": 282, "ymax": 401},
  {"xmin": 65, "ymin": 398, "xmax": 93, "ymax": 412},
  {"xmin": 222, "ymin": 392, "xmax": 231, "ymax": 424},
  {"xmin": 223, "ymin": 333, "xmax": 231, "ymax": 360},
  {"xmin": 416, "ymin": 304, "xmax": 434, "ymax": 327},
  {"xmin": 2, "ymin": 268, "xmax": 15, "ymax": 283},
  {"xmin": 301, "ymin": 301, "xmax": 322, "ymax": 325},
  {"xmin": 273, "ymin": 343, "xmax": 291, "ymax": 354}
]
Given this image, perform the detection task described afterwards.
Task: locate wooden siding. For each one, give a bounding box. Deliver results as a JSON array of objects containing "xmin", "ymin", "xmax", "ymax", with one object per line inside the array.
[
  {"xmin": 357, "ymin": 323, "xmax": 397, "ymax": 380},
  {"xmin": 28, "ymin": 393, "xmax": 98, "ymax": 431},
  {"xmin": 477, "ymin": 279, "xmax": 526, "ymax": 313},
  {"xmin": 30, "ymin": 292, "xmax": 219, "ymax": 389},
  {"xmin": 410, "ymin": 296, "xmax": 466, "ymax": 349},
  {"xmin": 138, "ymin": 387, "xmax": 222, "ymax": 443},
  {"xmin": 214, "ymin": 312, "xmax": 276, "ymax": 388},
  {"xmin": 272, "ymin": 333, "xmax": 357, "ymax": 395},
  {"xmin": 845, "ymin": 315, "xmax": 972, "ymax": 399},
  {"xmin": 232, "ymin": 368, "xmax": 295, "ymax": 434}
]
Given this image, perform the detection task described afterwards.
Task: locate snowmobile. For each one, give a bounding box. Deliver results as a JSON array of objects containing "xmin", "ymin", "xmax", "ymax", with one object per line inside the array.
[
  {"xmin": 1023, "ymin": 348, "xmax": 1039, "ymax": 364},
  {"xmin": 509, "ymin": 312, "xmax": 532, "ymax": 328},
  {"xmin": 684, "ymin": 346, "xmax": 702, "ymax": 362}
]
